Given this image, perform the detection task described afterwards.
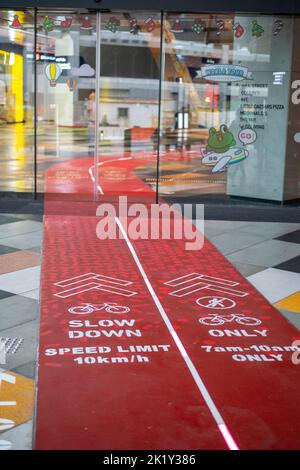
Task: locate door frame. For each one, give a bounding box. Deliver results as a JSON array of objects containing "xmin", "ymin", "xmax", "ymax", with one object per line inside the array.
[{"xmin": 7, "ymin": 1, "xmax": 300, "ymax": 14}]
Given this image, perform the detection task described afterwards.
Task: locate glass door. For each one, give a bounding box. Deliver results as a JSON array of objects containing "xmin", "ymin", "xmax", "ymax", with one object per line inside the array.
[
  {"xmin": 0, "ymin": 9, "xmax": 34, "ymax": 193},
  {"xmin": 95, "ymin": 11, "xmax": 161, "ymax": 202},
  {"xmin": 159, "ymin": 12, "xmax": 232, "ymax": 201},
  {"xmin": 0, "ymin": 9, "xmax": 296, "ymax": 203},
  {"xmin": 36, "ymin": 9, "xmax": 162, "ymax": 202},
  {"xmin": 36, "ymin": 9, "xmax": 97, "ymax": 199}
]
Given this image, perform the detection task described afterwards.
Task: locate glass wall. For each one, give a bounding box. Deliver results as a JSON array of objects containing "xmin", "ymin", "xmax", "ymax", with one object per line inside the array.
[
  {"xmin": 0, "ymin": 9, "xmax": 34, "ymax": 192},
  {"xmin": 36, "ymin": 10, "xmax": 97, "ymax": 196},
  {"xmin": 0, "ymin": 9, "xmax": 299, "ymax": 203},
  {"xmin": 159, "ymin": 12, "xmax": 294, "ymax": 202},
  {"xmin": 96, "ymin": 11, "xmax": 161, "ymax": 199}
]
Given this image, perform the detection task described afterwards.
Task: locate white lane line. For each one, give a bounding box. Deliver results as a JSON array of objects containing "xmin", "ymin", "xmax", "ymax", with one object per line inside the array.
[
  {"xmin": 115, "ymin": 216, "xmax": 239, "ymax": 451},
  {"xmin": 89, "ymin": 157, "xmax": 132, "ymax": 196}
]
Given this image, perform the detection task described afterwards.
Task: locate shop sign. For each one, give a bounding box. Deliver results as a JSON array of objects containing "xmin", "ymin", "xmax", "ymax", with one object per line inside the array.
[{"xmin": 196, "ymin": 64, "xmax": 252, "ymax": 82}]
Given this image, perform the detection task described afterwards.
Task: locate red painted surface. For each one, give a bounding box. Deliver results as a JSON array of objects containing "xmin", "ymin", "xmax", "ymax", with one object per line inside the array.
[
  {"xmin": 36, "ymin": 214, "xmax": 227, "ymax": 450},
  {"xmin": 130, "ymin": 127, "xmax": 155, "ymax": 141},
  {"xmin": 130, "ymin": 225, "xmax": 300, "ymax": 449},
  {"xmin": 35, "ymin": 154, "xmax": 300, "ymax": 449},
  {"xmin": 45, "ymin": 154, "xmax": 155, "ymax": 198}
]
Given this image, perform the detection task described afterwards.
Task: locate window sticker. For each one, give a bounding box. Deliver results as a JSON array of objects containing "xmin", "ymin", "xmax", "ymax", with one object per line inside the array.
[
  {"xmin": 144, "ymin": 17, "xmax": 156, "ymax": 33},
  {"xmin": 192, "ymin": 19, "xmax": 205, "ymax": 35},
  {"xmin": 170, "ymin": 19, "xmax": 184, "ymax": 33},
  {"xmin": 215, "ymin": 18, "xmax": 225, "ymax": 36},
  {"xmin": 66, "ymin": 78, "xmax": 77, "ymax": 92},
  {"xmin": 273, "ymin": 19, "xmax": 284, "ymax": 36},
  {"xmin": 60, "ymin": 16, "xmax": 73, "ymax": 31},
  {"xmin": 232, "ymin": 22, "xmax": 245, "ymax": 38},
  {"xmin": 252, "ymin": 20, "xmax": 264, "ymax": 37},
  {"xmin": 105, "ymin": 16, "xmax": 120, "ymax": 34},
  {"xmin": 43, "ymin": 15, "xmax": 55, "ymax": 32},
  {"xmin": 45, "ymin": 63, "xmax": 62, "ymax": 87},
  {"xmin": 201, "ymin": 125, "xmax": 256, "ymax": 173},
  {"xmin": 10, "ymin": 14, "xmax": 22, "ymax": 29},
  {"xmin": 80, "ymin": 16, "xmax": 93, "ymax": 31}
]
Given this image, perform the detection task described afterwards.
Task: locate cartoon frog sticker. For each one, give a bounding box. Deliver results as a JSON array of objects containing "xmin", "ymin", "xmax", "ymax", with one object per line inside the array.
[
  {"xmin": 206, "ymin": 125, "xmax": 236, "ymax": 153},
  {"xmin": 202, "ymin": 124, "xmax": 253, "ymax": 173}
]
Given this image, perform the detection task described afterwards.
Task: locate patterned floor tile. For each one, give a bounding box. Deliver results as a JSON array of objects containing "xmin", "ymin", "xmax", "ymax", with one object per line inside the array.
[
  {"xmin": 0, "ymin": 419, "xmax": 33, "ymax": 450},
  {"xmin": 230, "ymin": 262, "xmax": 265, "ymax": 277},
  {"xmin": 0, "ymin": 215, "xmax": 21, "ymax": 225},
  {"xmin": 20, "ymin": 289, "xmax": 40, "ymax": 300},
  {"xmin": 277, "ymin": 308, "xmax": 300, "ymax": 331},
  {"xmin": 0, "ymin": 320, "xmax": 38, "ymax": 370},
  {"xmin": 273, "ymin": 254, "xmax": 300, "ymax": 274},
  {"xmin": 0, "ymin": 368, "xmax": 34, "ymax": 449},
  {"xmin": 0, "ymin": 290, "xmax": 15, "ymax": 300},
  {"xmin": 240, "ymin": 222, "xmax": 300, "ymax": 239},
  {"xmin": 0, "ymin": 230, "xmax": 43, "ymax": 250},
  {"xmin": 0, "ymin": 250, "xmax": 40, "ymax": 275},
  {"xmin": 28, "ymin": 246, "xmax": 41, "ymax": 254},
  {"xmin": 201, "ymin": 221, "xmax": 229, "ymax": 238},
  {"xmin": 13, "ymin": 214, "xmax": 43, "ymax": 222},
  {"xmin": 275, "ymin": 291, "xmax": 300, "ymax": 314},
  {"xmin": 0, "ymin": 245, "xmax": 19, "ymax": 255},
  {"xmin": 0, "ymin": 220, "xmax": 42, "ymax": 240},
  {"xmin": 203, "ymin": 220, "xmax": 253, "ymax": 234},
  {"xmin": 276, "ymin": 229, "xmax": 300, "ymax": 244},
  {"xmin": 0, "ymin": 266, "xmax": 41, "ymax": 295},
  {"xmin": 247, "ymin": 268, "xmax": 300, "ymax": 303},
  {"xmin": 228, "ymin": 239, "xmax": 300, "ymax": 267},
  {"xmin": 13, "ymin": 362, "xmax": 36, "ymax": 380},
  {"xmin": 210, "ymin": 231, "xmax": 266, "ymax": 256},
  {"xmin": 0, "ymin": 295, "xmax": 39, "ymax": 330}
]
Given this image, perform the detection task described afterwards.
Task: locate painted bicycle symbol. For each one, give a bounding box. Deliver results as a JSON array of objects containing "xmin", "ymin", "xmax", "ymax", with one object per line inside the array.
[
  {"xmin": 68, "ymin": 302, "xmax": 130, "ymax": 315},
  {"xmin": 198, "ymin": 313, "xmax": 261, "ymax": 326},
  {"xmin": 196, "ymin": 296, "xmax": 236, "ymax": 309}
]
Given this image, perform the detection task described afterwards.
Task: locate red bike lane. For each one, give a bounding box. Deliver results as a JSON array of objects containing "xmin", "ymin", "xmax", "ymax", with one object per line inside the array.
[
  {"xmin": 35, "ymin": 211, "xmax": 228, "ymax": 450},
  {"xmin": 126, "ymin": 216, "xmax": 300, "ymax": 450},
  {"xmin": 35, "ymin": 154, "xmax": 300, "ymax": 449}
]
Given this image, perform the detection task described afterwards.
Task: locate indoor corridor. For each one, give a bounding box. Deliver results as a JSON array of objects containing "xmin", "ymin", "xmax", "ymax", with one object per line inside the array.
[{"xmin": 1, "ymin": 5, "xmax": 300, "ymax": 454}]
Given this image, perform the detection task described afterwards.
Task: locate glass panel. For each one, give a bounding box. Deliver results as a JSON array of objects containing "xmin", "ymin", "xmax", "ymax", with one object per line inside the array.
[
  {"xmin": 160, "ymin": 12, "xmax": 292, "ymax": 202},
  {"xmin": 0, "ymin": 9, "xmax": 34, "ymax": 193},
  {"xmin": 0, "ymin": 9, "xmax": 295, "ymax": 203},
  {"xmin": 36, "ymin": 9, "xmax": 97, "ymax": 198},
  {"xmin": 228, "ymin": 13, "xmax": 292, "ymax": 201},
  {"xmin": 97, "ymin": 11, "xmax": 161, "ymax": 201},
  {"xmin": 284, "ymin": 16, "xmax": 300, "ymax": 201}
]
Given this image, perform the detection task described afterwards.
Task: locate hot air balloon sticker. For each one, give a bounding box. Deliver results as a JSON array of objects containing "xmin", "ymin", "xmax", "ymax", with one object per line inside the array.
[
  {"xmin": 67, "ymin": 78, "xmax": 77, "ymax": 92},
  {"xmin": 45, "ymin": 63, "xmax": 62, "ymax": 87}
]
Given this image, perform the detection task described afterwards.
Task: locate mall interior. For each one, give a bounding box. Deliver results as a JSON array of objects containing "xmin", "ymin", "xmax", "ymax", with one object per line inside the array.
[
  {"xmin": 0, "ymin": 1, "xmax": 300, "ymax": 452},
  {"xmin": 0, "ymin": 5, "xmax": 299, "ymax": 202}
]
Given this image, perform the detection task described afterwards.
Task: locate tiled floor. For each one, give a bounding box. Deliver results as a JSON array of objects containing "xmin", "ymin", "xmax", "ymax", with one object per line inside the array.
[
  {"xmin": 202, "ymin": 220, "xmax": 300, "ymax": 331},
  {"xmin": 1, "ymin": 214, "xmax": 300, "ymax": 449},
  {"xmin": 0, "ymin": 213, "xmax": 42, "ymax": 450}
]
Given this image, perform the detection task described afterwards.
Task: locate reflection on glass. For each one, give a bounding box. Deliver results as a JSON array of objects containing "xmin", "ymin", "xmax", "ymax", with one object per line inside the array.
[
  {"xmin": 0, "ymin": 9, "xmax": 297, "ymax": 202},
  {"xmin": 36, "ymin": 10, "xmax": 96, "ymax": 195},
  {"xmin": 97, "ymin": 12, "xmax": 161, "ymax": 199},
  {"xmin": 0, "ymin": 9, "xmax": 34, "ymax": 192},
  {"xmin": 160, "ymin": 13, "xmax": 292, "ymax": 202}
]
